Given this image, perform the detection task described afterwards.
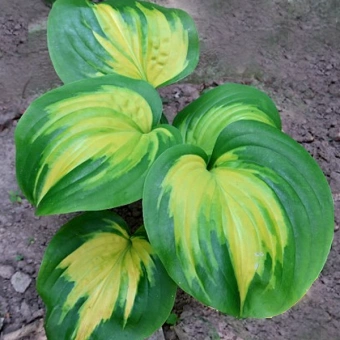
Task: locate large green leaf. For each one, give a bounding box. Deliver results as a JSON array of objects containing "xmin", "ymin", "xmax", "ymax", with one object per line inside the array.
[
  {"xmin": 143, "ymin": 120, "xmax": 334, "ymax": 318},
  {"xmin": 173, "ymin": 83, "xmax": 281, "ymax": 156},
  {"xmin": 48, "ymin": 0, "xmax": 199, "ymax": 88},
  {"xmin": 15, "ymin": 74, "xmax": 182, "ymax": 215},
  {"xmin": 37, "ymin": 211, "xmax": 177, "ymax": 340}
]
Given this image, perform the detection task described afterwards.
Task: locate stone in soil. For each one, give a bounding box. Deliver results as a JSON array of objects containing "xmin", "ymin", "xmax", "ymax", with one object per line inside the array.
[
  {"xmin": 147, "ymin": 328, "xmax": 166, "ymax": 340},
  {"xmin": 20, "ymin": 300, "xmax": 31, "ymax": 319},
  {"xmin": 0, "ymin": 264, "xmax": 14, "ymax": 279},
  {"xmin": 10, "ymin": 271, "xmax": 32, "ymax": 293}
]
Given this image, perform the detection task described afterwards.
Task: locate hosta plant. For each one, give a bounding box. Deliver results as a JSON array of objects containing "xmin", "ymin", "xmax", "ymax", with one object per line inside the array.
[{"xmin": 15, "ymin": 0, "xmax": 334, "ymax": 339}]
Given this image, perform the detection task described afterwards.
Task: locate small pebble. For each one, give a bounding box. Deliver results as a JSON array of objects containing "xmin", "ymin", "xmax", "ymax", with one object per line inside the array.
[
  {"xmin": 329, "ymin": 127, "xmax": 340, "ymax": 141},
  {"xmin": 24, "ymin": 265, "xmax": 35, "ymax": 275},
  {"xmin": 20, "ymin": 300, "xmax": 31, "ymax": 319},
  {"xmin": 11, "ymin": 271, "xmax": 32, "ymax": 293},
  {"xmin": 0, "ymin": 264, "xmax": 15, "ymax": 279},
  {"xmin": 146, "ymin": 328, "xmax": 166, "ymax": 340}
]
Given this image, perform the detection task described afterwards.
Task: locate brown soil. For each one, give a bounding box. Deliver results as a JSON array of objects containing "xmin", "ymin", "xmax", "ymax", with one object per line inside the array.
[{"xmin": 0, "ymin": 0, "xmax": 339, "ymax": 339}]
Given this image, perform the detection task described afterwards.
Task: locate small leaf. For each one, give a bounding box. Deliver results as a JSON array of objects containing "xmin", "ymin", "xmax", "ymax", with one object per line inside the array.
[
  {"xmin": 37, "ymin": 211, "xmax": 177, "ymax": 340},
  {"xmin": 143, "ymin": 120, "xmax": 333, "ymax": 318},
  {"xmin": 48, "ymin": 0, "xmax": 199, "ymax": 87},
  {"xmin": 15, "ymin": 254, "xmax": 24, "ymax": 261},
  {"xmin": 8, "ymin": 190, "xmax": 22, "ymax": 203},
  {"xmin": 15, "ymin": 74, "xmax": 182, "ymax": 215},
  {"xmin": 27, "ymin": 237, "xmax": 35, "ymax": 245},
  {"xmin": 173, "ymin": 83, "xmax": 281, "ymax": 156},
  {"xmin": 165, "ymin": 313, "xmax": 179, "ymax": 325}
]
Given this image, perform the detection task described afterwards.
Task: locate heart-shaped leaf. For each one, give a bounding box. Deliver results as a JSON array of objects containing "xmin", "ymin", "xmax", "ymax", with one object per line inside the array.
[
  {"xmin": 48, "ymin": 0, "xmax": 199, "ymax": 87},
  {"xmin": 37, "ymin": 211, "xmax": 177, "ymax": 340},
  {"xmin": 143, "ymin": 120, "xmax": 333, "ymax": 318},
  {"xmin": 15, "ymin": 75, "xmax": 182, "ymax": 215}
]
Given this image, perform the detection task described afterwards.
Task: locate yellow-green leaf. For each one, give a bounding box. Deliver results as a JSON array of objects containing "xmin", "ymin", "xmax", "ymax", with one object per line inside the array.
[
  {"xmin": 143, "ymin": 121, "xmax": 333, "ymax": 318},
  {"xmin": 173, "ymin": 83, "xmax": 281, "ymax": 156},
  {"xmin": 48, "ymin": 0, "xmax": 199, "ymax": 87},
  {"xmin": 37, "ymin": 211, "xmax": 177, "ymax": 340},
  {"xmin": 15, "ymin": 75, "xmax": 182, "ymax": 215}
]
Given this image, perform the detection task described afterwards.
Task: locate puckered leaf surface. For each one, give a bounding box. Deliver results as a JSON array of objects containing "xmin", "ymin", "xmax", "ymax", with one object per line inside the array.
[
  {"xmin": 173, "ymin": 83, "xmax": 281, "ymax": 156},
  {"xmin": 143, "ymin": 120, "xmax": 334, "ymax": 318},
  {"xmin": 48, "ymin": 0, "xmax": 199, "ymax": 87},
  {"xmin": 37, "ymin": 211, "xmax": 177, "ymax": 340},
  {"xmin": 15, "ymin": 75, "xmax": 182, "ymax": 215}
]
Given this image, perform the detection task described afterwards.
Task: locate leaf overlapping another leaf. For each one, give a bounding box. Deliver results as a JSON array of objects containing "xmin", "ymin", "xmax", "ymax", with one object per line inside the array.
[
  {"xmin": 143, "ymin": 120, "xmax": 334, "ymax": 318},
  {"xmin": 173, "ymin": 83, "xmax": 282, "ymax": 155},
  {"xmin": 14, "ymin": 0, "xmax": 334, "ymax": 330},
  {"xmin": 15, "ymin": 75, "xmax": 182, "ymax": 215}
]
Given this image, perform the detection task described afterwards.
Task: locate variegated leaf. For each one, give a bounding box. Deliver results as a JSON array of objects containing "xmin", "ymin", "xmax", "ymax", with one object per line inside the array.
[
  {"xmin": 48, "ymin": 0, "xmax": 199, "ymax": 87},
  {"xmin": 15, "ymin": 75, "xmax": 182, "ymax": 215},
  {"xmin": 173, "ymin": 83, "xmax": 281, "ymax": 155},
  {"xmin": 37, "ymin": 211, "xmax": 177, "ymax": 340},
  {"xmin": 143, "ymin": 120, "xmax": 334, "ymax": 318}
]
